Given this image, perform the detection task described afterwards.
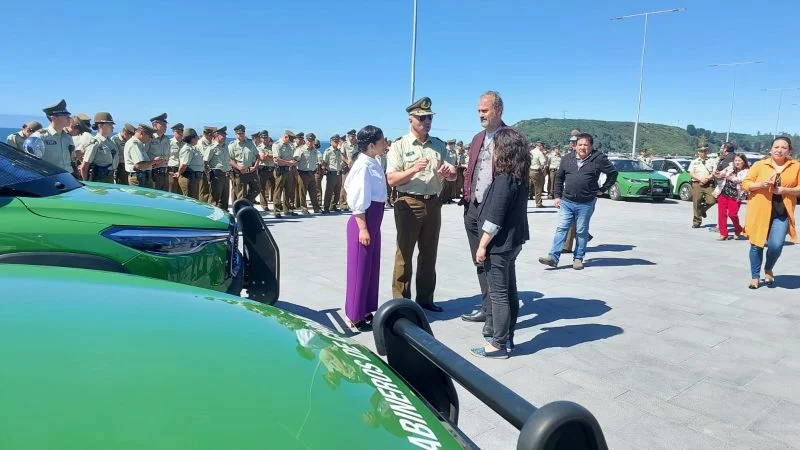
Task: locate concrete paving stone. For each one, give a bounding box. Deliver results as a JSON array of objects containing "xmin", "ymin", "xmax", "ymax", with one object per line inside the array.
[
  {"xmin": 264, "ymin": 197, "xmax": 800, "ymax": 448},
  {"xmin": 745, "ymin": 370, "xmax": 800, "ymax": 406},
  {"xmin": 669, "ymin": 379, "xmax": 780, "ymax": 429},
  {"xmin": 748, "ymin": 400, "xmax": 800, "ymax": 447}
]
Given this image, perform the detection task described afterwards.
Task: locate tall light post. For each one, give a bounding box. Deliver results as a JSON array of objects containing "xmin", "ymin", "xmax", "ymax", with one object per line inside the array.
[
  {"xmin": 709, "ymin": 60, "xmax": 764, "ymax": 142},
  {"xmin": 410, "ymin": 0, "xmax": 418, "ymax": 103},
  {"xmin": 762, "ymin": 87, "xmax": 800, "ymax": 137},
  {"xmin": 612, "ymin": 8, "xmax": 685, "ymax": 159}
]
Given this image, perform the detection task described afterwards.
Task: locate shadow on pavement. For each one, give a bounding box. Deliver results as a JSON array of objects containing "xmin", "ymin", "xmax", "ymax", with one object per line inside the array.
[
  {"xmin": 513, "ymin": 324, "xmax": 624, "ymax": 356},
  {"xmin": 429, "ymin": 291, "xmax": 544, "ymax": 322},
  {"xmin": 275, "ymin": 301, "xmax": 358, "ymax": 337},
  {"xmin": 515, "ymin": 297, "xmax": 611, "ymax": 331},
  {"xmin": 770, "ymin": 275, "xmax": 800, "ymax": 290},
  {"xmin": 586, "ymin": 244, "xmax": 636, "ymax": 253},
  {"xmin": 585, "ymin": 257, "xmax": 655, "ymax": 267}
]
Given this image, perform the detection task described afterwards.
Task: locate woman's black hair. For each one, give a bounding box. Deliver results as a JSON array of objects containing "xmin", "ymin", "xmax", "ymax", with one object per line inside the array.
[
  {"xmin": 353, "ymin": 125, "xmax": 384, "ymax": 161},
  {"xmin": 733, "ymin": 153, "xmax": 750, "ymax": 170},
  {"xmin": 493, "ymin": 128, "xmax": 531, "ymax": 183}
]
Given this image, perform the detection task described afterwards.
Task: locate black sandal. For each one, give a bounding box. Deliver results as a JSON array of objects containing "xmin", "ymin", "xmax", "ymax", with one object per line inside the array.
[{"xmin": 748, "ymin": 279, "xmax": 759, "ymax": 290}]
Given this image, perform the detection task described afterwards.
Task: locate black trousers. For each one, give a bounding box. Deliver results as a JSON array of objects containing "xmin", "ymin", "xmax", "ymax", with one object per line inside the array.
[
  {"xmin": 464, "ymin": 201, "xmax": 489, "ymax": 318},
  {"xmin": 484, "ymin": 246, "xmax": 521, "ymax": 348}
]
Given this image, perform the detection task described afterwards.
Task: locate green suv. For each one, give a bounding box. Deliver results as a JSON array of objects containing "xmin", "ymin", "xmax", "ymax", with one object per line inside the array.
[
  {"xmin": 606, "ymin": 158, "xmax": 670, "ymax": 202},
  {"xmin": 0, "ymin": 264, "xmax": 607, "ymax": 450},
  {"xmin": 650, "ymin": 158, "xmax": 693, "ymax": 201},
  {"xmin": 0, "ymin": 141, "xmax": 278, "ymax": 304}
]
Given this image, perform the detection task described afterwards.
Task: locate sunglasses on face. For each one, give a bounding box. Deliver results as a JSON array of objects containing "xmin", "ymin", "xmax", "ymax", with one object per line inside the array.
[{"xmin": 415, "ymin": 115, "xmax": 433, "ymax": 121}]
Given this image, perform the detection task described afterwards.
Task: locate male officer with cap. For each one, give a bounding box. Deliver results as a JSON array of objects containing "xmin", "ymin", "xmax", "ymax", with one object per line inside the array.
[
  {"xmin": 256, "ymin": 130, "xmax": 275, "ymax": 210},
  {"xmin": 386, "ymin": 96, "xmax": 456, "ymax": 312},
  {"xmin": 147, "ymin": 113, "xmax": 171, "ymax": 191},
  {"xmin": 70, "ymin": 113, "xmax": 94, "ymax": 156},
  {"xmin": 176, "ymin": 128, "xmax": 205, "ymax": 199},
  {"xmin": 7, "ymin": 121, "xmax": 42, "ymax": 151},
  {"xmin": 294, "ymin": 132, "xmax": 322, "ymax": 214},
  {"xmin": 167, "ymin": 123, "xmax": 185, "ymax": 193},
  {"xmin": 36, "ymin": 99, "xmax": 75, "ymax": 172},
  {"xmin": 111, "ymin": 123, "xmax": 135, "ymax": 184},
  {"xmin": 197, "ymin": 126, "xmax": 217, "ymax": 202},
  {"xmin": 124, "ymin": 124, "xmax": 162, "ymax": 187},
  {"xmin": 338, "ymin": 129, "xmax": 357, "ymax": 210},
  {"xmin": 228, "ymin": 124, "xmax": 260, "ymax": 203},
  {"xmin": 272, "ymin": 130, "xmax": 298, "ymax": 218},
  {"xmin": 79, "ymin": 112, "xmax": 118, "ymax": 183},
  {"xmin": 321, "ymin": 134, "xmax": 346, "ymax": 213},
  {"xmin": 530, "ymin": 141, "xmax": 548, "ymax": 207},
  {"xmin": 689, "ymin": 146, "xmax": 717, "ymax": 228},
  {"xmin": 206, "ymin": 127, "xmax": 231, "ymax": 209}
]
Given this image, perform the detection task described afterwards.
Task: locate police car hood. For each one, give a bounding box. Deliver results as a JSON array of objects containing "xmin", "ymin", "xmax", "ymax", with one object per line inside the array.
[
  {"xmin": 19, "ymin": 182, "xmax": 230, "ymax": 228},
  {"xmin": 0, "ymin": 265, "xmax": 463, "ymax": 450}
]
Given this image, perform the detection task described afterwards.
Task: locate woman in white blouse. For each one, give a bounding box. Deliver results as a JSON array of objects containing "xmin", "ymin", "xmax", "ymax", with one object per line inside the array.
[{"xmin": 343, "ymin": 126, "xmax": 388, "ymax": 331}]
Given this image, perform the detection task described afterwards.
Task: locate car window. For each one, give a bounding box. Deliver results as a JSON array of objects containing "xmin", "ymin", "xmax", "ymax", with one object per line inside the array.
[
  {"xmin": 677, "ymin": 160, "xmax": 690, "ymax": 171},
  {"xmin": 0, "ymin": 142, "xmax": 81, "ymax": 195},
  {"xmin": 650, "ymin": 160, "xmax": 664, "ymax": 171},
  {"xmin": 610, "ymin": 159, "xmax": 653, "ymax": 172}
]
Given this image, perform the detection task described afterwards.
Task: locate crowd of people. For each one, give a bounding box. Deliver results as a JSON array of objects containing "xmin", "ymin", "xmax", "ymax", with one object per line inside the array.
[{"xmin": 7, "ymin": 94, "xmax": 799, "ymax": 359}]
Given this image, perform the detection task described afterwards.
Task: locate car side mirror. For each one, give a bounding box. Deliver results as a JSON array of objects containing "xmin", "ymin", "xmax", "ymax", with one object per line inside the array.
[{"xmin": 667, "ymin": 169, "xmax": 677, "ymax": 174}]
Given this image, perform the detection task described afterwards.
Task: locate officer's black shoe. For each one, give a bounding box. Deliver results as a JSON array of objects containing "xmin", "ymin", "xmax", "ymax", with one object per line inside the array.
[
  {"xmin": 482, "ymin": 325, "xmax": 493, "ymax": 338},
  {"xmin": 321, "ymin": 210, "xmax": 329, "ymax": 215},
  {"xmin": 692, "ymin": 224, "xmax": 700, "ymax": 228},
  {"xmin": 420, "ymin": 303, "xmax": 443, "ymax": 313},
  {"xmin": 461, "ymin": 310, "xmax": 486, "ymax": 322}
]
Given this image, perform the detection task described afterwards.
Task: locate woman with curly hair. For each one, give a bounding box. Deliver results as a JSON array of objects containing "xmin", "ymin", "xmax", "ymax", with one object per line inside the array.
[
  {"xmin": 742, "ymin": 136, "xmax": 800, "ymax": 289},
  {"xmin": 470, "ymin": 127, "xmax": 531, "ymax": 359}
]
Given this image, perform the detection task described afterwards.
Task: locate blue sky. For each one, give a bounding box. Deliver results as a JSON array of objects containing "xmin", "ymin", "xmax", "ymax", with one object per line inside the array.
[{"xmin": 1, "ymin": 0, "xmax": 798, "ymax": 141}]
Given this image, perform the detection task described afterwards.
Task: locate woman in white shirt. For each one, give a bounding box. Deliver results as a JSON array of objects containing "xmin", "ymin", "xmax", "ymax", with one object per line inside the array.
[{"xmin": 343, "ymin": 126, "xmax": 388, "ymax": 331}]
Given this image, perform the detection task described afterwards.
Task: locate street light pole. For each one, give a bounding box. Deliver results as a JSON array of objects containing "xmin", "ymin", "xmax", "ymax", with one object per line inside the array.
[
  {"xmin": 762, "ymin": 87, "xmax": 800, "ymax": 137},
  {"xmin": 612, "ymin": 8, "xmax": 685, "ymax": 159},
  {"xmin": 410, "ymin": 0, "xmax": 418, "ymax": 103},
  {"xmin": 709, "ymin": 61, "xmax": 763, "ymax": 142}
]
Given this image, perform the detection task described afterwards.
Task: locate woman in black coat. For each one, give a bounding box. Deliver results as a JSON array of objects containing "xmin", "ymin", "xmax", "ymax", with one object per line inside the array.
[{"xmin": 470, "ymin": 128, "xmax": 531, "ymax": 359}]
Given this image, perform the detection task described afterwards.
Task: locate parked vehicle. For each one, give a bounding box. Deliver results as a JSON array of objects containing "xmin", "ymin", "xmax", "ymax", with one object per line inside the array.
[
  {"xmin": 650, "ymin": 158, "xmax": 693, "ymax": 201},
  {"xmin": 605, "ymin": 158, "xmax": 670, "ymax": 202}
]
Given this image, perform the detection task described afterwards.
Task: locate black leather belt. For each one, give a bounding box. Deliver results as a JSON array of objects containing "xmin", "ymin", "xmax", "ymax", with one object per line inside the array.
[
  {"xmin": 401, "ymin": 193, "xmax": 438, "ymax": 200},
  {"xmin": 258, "ymin": 166, "xmax": 274, "ymax": 171},
  {"xmin": 167, "ymin": 166, "xmax": 179, "ymax": 173},
  {"xmin": 152, "ymin": 167, "xmax": 167, "ymax": 175},
  {"xmin": 327, "ymin": 170, "xmax": 338, "ymax": 175},
  {"xmin": 299, "ymin": 170, "xmax": 313, "ymax": 174}
]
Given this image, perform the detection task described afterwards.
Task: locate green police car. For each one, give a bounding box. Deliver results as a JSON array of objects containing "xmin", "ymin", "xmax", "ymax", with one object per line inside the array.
[
  {"xmin": 0, "ymin": 141, "xmax": 278, "ymax": 304},
  {"xmin": 0, "ymin": 264, "xmax": 607, "ymax": 449},
  {"xmin": 650, "ymin": 158, "xmax": 693, "ymax": 201},
  {"xmin": 605, "ymin": 158, "xmax": 671, "ymax": 202}
]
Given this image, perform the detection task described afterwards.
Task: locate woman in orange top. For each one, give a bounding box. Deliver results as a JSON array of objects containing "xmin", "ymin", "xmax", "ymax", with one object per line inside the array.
[{"xmin": 742, "ymin": 137, "xmax": 800, "ymax": 289}]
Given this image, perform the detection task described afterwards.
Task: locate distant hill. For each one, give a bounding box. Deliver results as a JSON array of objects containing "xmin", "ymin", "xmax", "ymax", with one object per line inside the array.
[{"xmin": 513, "ymin": 118, "xmax": 798, "ymax": 156}]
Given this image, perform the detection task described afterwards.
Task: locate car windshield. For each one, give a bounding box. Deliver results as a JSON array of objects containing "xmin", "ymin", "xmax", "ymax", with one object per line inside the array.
[
  {"xmin": 676, "ymin": 160, "xmax": 690, "ymax": 170},
  {"xmin": 611, "ymin": 159, "xmax": 653, "ymax": 172},
  {"xmin": 0, "ymin": 142, "xmax": 82, "ymax": 196}
]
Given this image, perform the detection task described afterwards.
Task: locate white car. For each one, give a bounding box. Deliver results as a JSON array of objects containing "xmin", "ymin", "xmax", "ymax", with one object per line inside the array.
[{"xmin": 650, "ymin": 158, "xmax": 693, "ymax": 201}]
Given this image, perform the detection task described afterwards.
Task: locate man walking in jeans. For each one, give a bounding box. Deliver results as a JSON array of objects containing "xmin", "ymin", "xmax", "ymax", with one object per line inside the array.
[{"xmin": 538, "ymin": 133, "xmax": 617, "ymax": 270}]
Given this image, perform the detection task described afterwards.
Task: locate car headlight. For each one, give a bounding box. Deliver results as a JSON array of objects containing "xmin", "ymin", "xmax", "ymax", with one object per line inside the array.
[{"xmin": 102, "ymin": 227, "xmax": 229, "ymax": 255}]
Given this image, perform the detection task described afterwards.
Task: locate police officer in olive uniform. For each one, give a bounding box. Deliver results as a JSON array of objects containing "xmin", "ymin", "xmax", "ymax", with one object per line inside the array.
[
  {"xmin": 339, "ymin": 129, "xmax": 356, "ymax": 210},
  {"xmin": 228, "ymin": 124, "xmax": 261, "ymax": 202},
  {"xmin": 124, "ymin": 124, "xmax": 162, "ymax": 187},
  {"xmin": 167, "ymin": 123, "xmax": 185, "ymax": 193},
  {"xmin": 289, "ymin": 132, "xmax": 304, "ymax": 209},
  {"xmin": 294, "ymin": 132, "xmax": 322, "ymax": 214},
  {"xmin": 197, "ymin": 126, "xmax": 217, "ymax": 202},
  {"xmin": 36, "ymin": 99, "xmax": 75, "ymax": 173},
  {"xmin": 272, "ymin": 130, "xmax": 298, "ymax": 218},
  {"xmin": 386, "ymin": 97, "xmax": 456, "ymax": 312},
  {"xmin": 530, "ymin": 142, "xmax": 548, "ymax": 207},
  {"xmin": 321, "ymin": 134, "xmax": 346, "ymax": 213},
  {"xmin": 256, "ymin": 130, "xmax": 275, "ymax": 210},
  {"xmin": 111, "ymin": 123, "xmax": 135, "ymax": 184},
  {"xmin": 79, "ymin": 112, "xmax": 118, "ymax": 183},
  {"xmin": 176, "ymin": 128, "xmax": 204, "ymax": 199},
  {"xmin": 689, "ymin": 146, "xmax": 717, "ymax": 228},
  {"xmin": 70, "ymin": 113, "xmax": 94, "ymax": 160},
  {"xmin": 206, "ymin": 127, "xmax": 231, "ymax": 209},
  {"xmin": 314, "ymin": 138, "xmax": 324, "ymax": 205},
  {"xmin": 147, "ymin": 113, "xmax": 171, "ymax": 191},
  {"xmin": 6, "ymin": 121, "xmax": 42, "ymax": 151}
]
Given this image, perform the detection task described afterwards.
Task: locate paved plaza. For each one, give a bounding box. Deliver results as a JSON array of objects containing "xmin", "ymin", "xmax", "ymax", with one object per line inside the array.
[{"xmin": 265, "ymin": 196, "xmax": 799, "ymax": 449}]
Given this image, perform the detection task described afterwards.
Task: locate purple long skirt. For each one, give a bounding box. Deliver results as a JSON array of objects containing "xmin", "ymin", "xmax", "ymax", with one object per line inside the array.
[{"xmin": 345, "ymin": 201, "xmax": 385, "ymax": 323}]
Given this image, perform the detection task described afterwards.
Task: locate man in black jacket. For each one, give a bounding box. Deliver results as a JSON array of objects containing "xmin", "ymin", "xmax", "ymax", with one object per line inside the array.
[{"xmin": 538, "ymin": 133, "xmax": 617, "ymax": 270}]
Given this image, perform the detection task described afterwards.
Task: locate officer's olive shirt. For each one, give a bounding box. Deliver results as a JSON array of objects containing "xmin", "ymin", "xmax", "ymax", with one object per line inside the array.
[
  {"xmin": 321, "ymin": 146, "xmax": 345, "ymax": 171},
  {"xmin": 386, "ymin": 132, "xmax": 453, "ymax": 196},
  {"xmin": 206, "ymin": 142, "xmax": 231, "ymax": 171},
  {"xmin": 447, "ymin": 147, "xmax": 457, "ymax": 165},
  {"xmin": 228, "ymin": 139, "xmax": 259, "ymax": 167},
  {"xmin": 147, "ymin": 135, "xmax": 170, "ymax": 167},
  {"xmin": 293, "ymin": 144, "xmax": 320, "ymax": 171},
  {"xmin": 179, "ymin": 144, "xmax": 206, "ymax": 172},
  {"xmin": 168, "ymin": 137, "xmax": 184, "ymax": 167},
  {"xmin": 37, "ymin": 125, "xmax": 74, "ymax": 172},
  {"xmin": 257, "ymin": 144, "xmax": 275, "ymax": 167},
  {"xmin": 74, "ymin": 132, "xmax": 93, "ymax": 154},
  {"xmin": 82, "ymin": 134, "xmax": 117, "ymax": 167},
  {"xmin": 198, "ymin": 136, "xmax": 213, "ymax": 159},
  {"xmin": 548, "ymin": 154, "xmax": 562, "ymax": 170},
  {"xmin": 273, "ymin": 142, "xmax": 296, "ymax": 166},
  {"xmin": 6, "ymin": 132, "xmax": 25, "ymax": 151},
  {"xmin": 455, "ymin": 151, "xmax": 467, "ymax": 167},
  {"xmin": 110, "ymin": 133, "xmax": 127, "ymax": 168},
  {"xmin": 689, "ymin": 157, "xmax": 715, "ymax": 179},
  {"xmin": 124, "ymin": 137, "xmax": 150, "ymax": 172},
  {"xmin": 531, "ymin": 148, "xmax": 548, "ymax": 170},
  {"xmin": 341, "ymin": 141, "xmax": 357, "ymax": 160}
]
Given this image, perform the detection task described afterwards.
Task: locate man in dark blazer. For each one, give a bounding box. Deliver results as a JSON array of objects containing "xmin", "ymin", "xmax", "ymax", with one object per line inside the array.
[{"xmin": 460, "ymin": 91, "xmax": 510, "ymax": 329}]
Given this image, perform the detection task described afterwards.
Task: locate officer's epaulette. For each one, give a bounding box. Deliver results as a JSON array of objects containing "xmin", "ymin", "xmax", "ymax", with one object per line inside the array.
[{"xmin": 89, "ymin": 138, "xmax": 98, "ymax": 145}]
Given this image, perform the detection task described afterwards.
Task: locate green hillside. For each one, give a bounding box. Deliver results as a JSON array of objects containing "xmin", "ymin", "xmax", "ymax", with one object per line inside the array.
[{"xmin": 513, "ymin": 118, "xmax": 798, "ymax": 156}]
